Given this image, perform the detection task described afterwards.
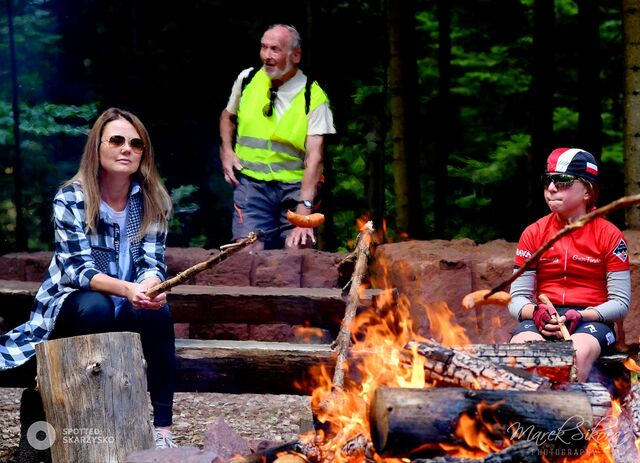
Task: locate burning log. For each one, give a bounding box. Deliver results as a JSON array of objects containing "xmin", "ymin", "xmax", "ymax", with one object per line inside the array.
[
  {"xmin": 411, "ymin": 440, "xmax": 541, "ymax": 462},
  {"xmin": 456, "ymin": 341, "xmax": 575, "ymax": 383},
  {"xmin": 409, "ymin": 340, "xmax": 551, "ymax": 391},
  {"xmin": 370, "ymin": 386, "xmax": 593, "ymax": 458}
]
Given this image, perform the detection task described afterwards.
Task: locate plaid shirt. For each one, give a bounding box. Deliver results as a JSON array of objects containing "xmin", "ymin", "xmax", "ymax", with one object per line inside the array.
[{"xmin": 0, "ymin": 181, "xmax": 168, "ymax": 369}]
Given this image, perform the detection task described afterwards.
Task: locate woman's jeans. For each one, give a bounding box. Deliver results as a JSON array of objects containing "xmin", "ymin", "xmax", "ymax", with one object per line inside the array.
[{"xmin": 53, "ymin": 290, "xmax": 175, "ymax": 426}]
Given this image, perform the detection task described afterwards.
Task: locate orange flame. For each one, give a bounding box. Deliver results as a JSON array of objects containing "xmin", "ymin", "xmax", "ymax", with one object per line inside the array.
[{"xmin": 296, "ymin": 226, "xmax": 631, "ymax": 462}]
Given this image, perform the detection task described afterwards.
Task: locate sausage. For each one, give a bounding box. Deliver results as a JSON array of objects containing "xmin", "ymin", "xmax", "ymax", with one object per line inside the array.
[
  {"xmin": 285, "ymin": 210, "xmax": 325, "ymax": 228},
  {"xmin": 461, "ymin": 289, "xmax": 512, "ymax": 310}
]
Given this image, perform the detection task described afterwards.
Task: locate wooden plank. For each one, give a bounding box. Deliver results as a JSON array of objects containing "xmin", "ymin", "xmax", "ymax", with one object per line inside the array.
[
  {"xmin": 0, "ymin": 280, "xmax": 389, "ymax": 329},
  {"xmin": 175, "ymin": 339, "xmax": 336, "ymax": 394}
]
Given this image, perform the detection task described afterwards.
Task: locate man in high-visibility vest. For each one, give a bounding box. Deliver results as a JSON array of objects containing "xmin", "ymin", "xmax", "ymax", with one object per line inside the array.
[{"xmin": 219, "ymin": 24, "xmax": 336, "ymax": 249}]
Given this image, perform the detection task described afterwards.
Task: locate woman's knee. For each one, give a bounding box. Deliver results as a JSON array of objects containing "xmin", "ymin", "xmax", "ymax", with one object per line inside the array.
[{"xmin": 57, "ymin": 291, "xmax": 117, "ymax": 336}]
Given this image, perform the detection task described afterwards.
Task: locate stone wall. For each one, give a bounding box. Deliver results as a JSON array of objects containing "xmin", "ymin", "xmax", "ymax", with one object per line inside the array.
[{"xmin": 2, "ymin": 231, "xmax": 639, "ymax": 345}]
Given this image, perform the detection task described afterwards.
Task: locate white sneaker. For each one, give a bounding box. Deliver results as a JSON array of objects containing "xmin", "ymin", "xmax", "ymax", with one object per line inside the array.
[{"xmin": 154, "ymin": 428, "xmax": 177, "ymax": 449}]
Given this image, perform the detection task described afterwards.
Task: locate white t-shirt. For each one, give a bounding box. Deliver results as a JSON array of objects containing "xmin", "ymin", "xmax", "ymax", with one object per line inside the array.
[
  {"xmin": 225, "ymin": 67, "xmax": 336, "ymax": 136},
  {"xmin": 100, "ymin": 201, "xmax": 133, "ymax": 316}
]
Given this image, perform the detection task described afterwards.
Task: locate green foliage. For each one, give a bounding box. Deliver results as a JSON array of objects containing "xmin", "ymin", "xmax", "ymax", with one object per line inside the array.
[
  {"xmin": 0, "ymin": 102, "xmax": 98, "ymax": 252},
  {"xmin": 168, "ymin": 184, "xmax": 203, "ymax": 247},
  {"xmin": 0, "ymin": 0, "xmax": 629, "ymax": 252}
]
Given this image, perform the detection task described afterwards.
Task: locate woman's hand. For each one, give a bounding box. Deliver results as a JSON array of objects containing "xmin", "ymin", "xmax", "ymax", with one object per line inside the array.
[{"xmin": 128, "ymin": 278, "xmax": 166, "ymax": 310}]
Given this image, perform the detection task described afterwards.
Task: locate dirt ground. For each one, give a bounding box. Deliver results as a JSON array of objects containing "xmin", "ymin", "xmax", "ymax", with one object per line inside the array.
[{"xmin": 0, "ymin": 387, "xmax": 313, "ymax": 462}]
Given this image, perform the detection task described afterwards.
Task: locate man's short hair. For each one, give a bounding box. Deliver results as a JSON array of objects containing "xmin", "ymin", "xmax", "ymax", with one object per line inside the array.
[{"xmin": 267, "ymin": 24, "xmax": 301, "ymax": 50}]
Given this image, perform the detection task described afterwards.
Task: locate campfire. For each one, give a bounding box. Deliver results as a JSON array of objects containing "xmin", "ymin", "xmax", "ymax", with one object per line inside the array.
[{"xmin": 223, "ymin": 219, "xmax": 640, "ymax": 463}]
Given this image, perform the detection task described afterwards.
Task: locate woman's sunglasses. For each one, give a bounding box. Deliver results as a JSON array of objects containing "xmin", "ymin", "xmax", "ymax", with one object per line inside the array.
[
  {"xmin": 541, "ymin": 173, "xmax": 578, "ymax": 190},
  {"xmin": 101, "ymin": 135, "xmax": 145, "ymax": 154}
]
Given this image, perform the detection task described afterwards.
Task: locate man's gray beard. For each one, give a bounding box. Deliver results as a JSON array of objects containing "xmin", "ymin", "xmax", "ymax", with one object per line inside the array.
[{"xmin": 265, "ymin": 56, "xmax": 293, "ymax": 80}]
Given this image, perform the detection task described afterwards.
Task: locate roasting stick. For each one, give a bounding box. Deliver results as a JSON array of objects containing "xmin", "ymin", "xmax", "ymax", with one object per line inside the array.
[
  {"xmin": 538, "ymin": 293, "xmax": 571, "ymax": 341},
  {"xmin": 482, "ymin": 192, "xmax": 640, "ymax": 300},
  {"xmin": 331, "ymin": 221, "xmax": 375, "ymax": 389},
  {"xmin": 146, "ymin": 211, "xmax": 325, "ymax": 298}
]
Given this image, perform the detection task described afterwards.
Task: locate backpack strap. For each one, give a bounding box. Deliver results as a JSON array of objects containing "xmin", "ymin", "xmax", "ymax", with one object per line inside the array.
[
  {"xmin": 240, "ymin": 66, "xmax": 316, "ymax": 115},
  {"xmin": 240, "ymin": 66, "xmax": 260, "ymax": 94},
  {"xmin": 304, "ymin": 76, "xmax": 314, "ymax": 115}
]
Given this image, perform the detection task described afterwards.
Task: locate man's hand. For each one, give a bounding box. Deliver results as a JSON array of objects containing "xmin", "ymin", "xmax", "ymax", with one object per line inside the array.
[
  {"xmin": 562, "ymin": 309, "xmax": 583, "ymax": 334},
  {"xmin": 220, "ymin": 146, "xmax": 243, "ymax": 186},
  {"xmin": 532, "ymin": 303, "xmax": 564, "ymax": 338},
  {"xmin": 285, "ymin": 227, "xmax": 316, "ymax": 248},
  {"xmin": 285, "ymin": 203, "xmax": 317, "ymax": 248}
]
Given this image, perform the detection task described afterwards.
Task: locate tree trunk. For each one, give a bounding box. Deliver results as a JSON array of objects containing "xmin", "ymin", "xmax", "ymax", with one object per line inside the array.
[
  {"xmin": 529, "ymin": 0, "xmax": 555, "ymax": 220},
  {"xmin": 35, "ymin": 332, "xmax": 153, "ymax": 462},
  {"xmin": 433, "ymin": 0, "xmax": 452, "ymax": 238},
  {"xmin": 577, "ymin": 0, "xmax": 602, "ymax": 158},
  {"xmin": 6, "ymin": 0, "xmax": 27, "ymax": 251},
  {"xmin": 387, "ymin": 0, "xmax": 421, "ymax": 238},
  {"xmin": 370, "ymin": 387, "xmax": 593, "ymax": 458},
  {"xmin": 624, "ymin": 0, "xmax": 640, "ymax": 229}
]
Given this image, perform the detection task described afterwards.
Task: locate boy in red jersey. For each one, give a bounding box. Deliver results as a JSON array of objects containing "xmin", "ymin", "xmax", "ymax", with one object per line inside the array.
[{"xmin": 509, "ymin": 148, "xmax": 630, "ymax": 382}]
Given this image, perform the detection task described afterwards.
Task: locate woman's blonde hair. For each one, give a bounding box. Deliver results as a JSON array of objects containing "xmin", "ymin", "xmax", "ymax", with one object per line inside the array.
[{"xmin": 65, "ymin": 107, "xmax": 172, "ymax": 236}]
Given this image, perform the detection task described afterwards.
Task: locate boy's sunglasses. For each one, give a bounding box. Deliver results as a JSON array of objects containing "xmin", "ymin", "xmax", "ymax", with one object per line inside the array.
[
  {"xmin": 541, "ymin": 173, "xmax": 578, "ymax": 190},
  {"xmin": 101, "ymin": 135, "xmax": 145, "ymax": 154}
]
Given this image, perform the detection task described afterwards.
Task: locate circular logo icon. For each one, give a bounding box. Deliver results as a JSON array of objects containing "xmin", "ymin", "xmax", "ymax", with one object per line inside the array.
[{"xmin": 26, "ymin": 420, "xmax": 56, "ymax": 450}]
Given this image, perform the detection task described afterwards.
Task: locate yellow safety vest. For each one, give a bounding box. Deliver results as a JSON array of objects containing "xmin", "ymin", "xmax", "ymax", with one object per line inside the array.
[{"xmin": 236, "ymin": 68, "xmax": 329, "ymax": 183}]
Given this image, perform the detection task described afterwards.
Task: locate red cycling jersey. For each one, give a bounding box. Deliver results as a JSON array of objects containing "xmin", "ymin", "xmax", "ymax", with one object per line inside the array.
[{"xmin": 514, "ymin": 213, "xmax": 629, "ymax": 306}]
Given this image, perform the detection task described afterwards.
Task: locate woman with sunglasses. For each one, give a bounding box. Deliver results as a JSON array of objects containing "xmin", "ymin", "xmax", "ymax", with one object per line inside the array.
[
  {"xmin": 508, "ymin": 148, "xmax": 630, "ymax": 382},
  {"xmin": 0, "ymin": 107, "xmax": 178, "ymax": 449}
]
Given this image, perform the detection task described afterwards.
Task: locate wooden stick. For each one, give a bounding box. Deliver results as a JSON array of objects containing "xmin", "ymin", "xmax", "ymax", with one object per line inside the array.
[
  {"xmin": 146, "ymin": 232, "xmax": 260, "ymax": 298},
  {"xmin": 331, "ymin": 221, "xmax": 375, "ymax": 389},
  {"xmin": 538, "ymin": 293, "xmax": 571, "ymax": 340},
  {"xmin": 147, "ymin": 212, "xmax": 325, "ymax": 298},
  {"xmin": 486, "ymin": 192, "xmax": 640, "ymax": 298}
]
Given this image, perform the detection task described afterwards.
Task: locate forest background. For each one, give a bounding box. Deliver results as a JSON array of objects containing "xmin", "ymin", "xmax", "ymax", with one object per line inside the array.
[{"xmin": 1, "ymin": 0, "xmax": 639, "ymax": 253}]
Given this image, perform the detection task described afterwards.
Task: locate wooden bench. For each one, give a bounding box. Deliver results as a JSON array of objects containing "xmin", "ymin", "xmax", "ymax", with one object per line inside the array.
[
  {"xmin": 0, "ymin": 280, "xmax": 633, "ymax": 394},
  {"xmin": 0, "ymin": 279, "xmax": 391, "ymax": 393},
  {"xmin": 0, "ymin": 280, "xmax": 388, "ymax": 332}
]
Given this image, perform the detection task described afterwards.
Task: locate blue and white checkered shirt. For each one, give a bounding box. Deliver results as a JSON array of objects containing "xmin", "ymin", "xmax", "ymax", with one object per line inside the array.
[{"xmin": 0, "ymin": 180, "xmax": 168, "ymax": 369}]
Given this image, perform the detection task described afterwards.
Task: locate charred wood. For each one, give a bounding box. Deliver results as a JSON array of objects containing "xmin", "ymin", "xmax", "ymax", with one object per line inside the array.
[
  {"xmin": 409, "ymin": 340, "xmax": 551, "ymax": 391},
  {"xmin": 456, "ymin": 341, "xmax": 575, "ymax": 383}
]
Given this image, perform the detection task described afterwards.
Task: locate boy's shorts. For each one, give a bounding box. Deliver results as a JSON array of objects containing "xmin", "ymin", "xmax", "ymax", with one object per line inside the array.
[{"xmin": 512, "ymin": 306, "xmax": 616, "ymax": 353}]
